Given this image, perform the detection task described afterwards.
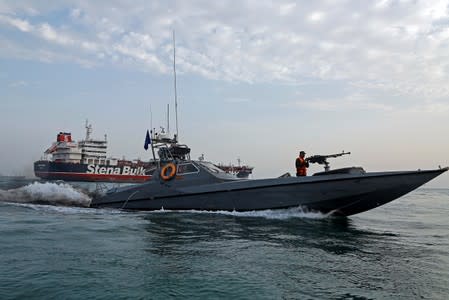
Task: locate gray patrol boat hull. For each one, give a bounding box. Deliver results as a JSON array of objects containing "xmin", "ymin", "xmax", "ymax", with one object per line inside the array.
[{"xmin": 90, "ymin": 161, "xmax": 448, "ymax": 216}]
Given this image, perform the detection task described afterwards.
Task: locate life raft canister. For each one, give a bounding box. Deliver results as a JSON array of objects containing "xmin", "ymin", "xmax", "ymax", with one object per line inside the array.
[{"xmin": 160, "ymin": 163, "xmax": 177, "ymax": 180}]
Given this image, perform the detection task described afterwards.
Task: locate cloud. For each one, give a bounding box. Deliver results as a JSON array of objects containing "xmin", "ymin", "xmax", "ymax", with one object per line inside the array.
[
  {"xmin": 1, "ymin": 1, "xmax": 449, "ymax": 98},
  {"xmin": 288, "ymin": 93, "xmax": 394, "ymax": 112},
  {"xmin": 407, "ymin": 100, "xmax": 449, "ymax": 114},
  {"xmin": 9, "ymin": 80, "xmax": 28, "ymax": 88},
  {"xmin": 38, "ymin": 23, "xmax": 74, "ymax": 45},
  {"xmin": 0, "ymin": 37, "xmax": 97, "ymax": 67},
  {"xmin": 0, "ymin": 15, "xmax": 89, "ymax": 49},
  {"xmin": 307, "ymin": 11, "xmax": 325, "ymax": 23},
  {"xmin": 279, "ymin": 3, "xmax": 297, "ymax": 16},
  {"xmin": 0, "ymin": 14, "xmax": 32, "ymax": 31},
  {"xmin": 224, "ymin": 97, "xmax": 252, "ymax": 103}
]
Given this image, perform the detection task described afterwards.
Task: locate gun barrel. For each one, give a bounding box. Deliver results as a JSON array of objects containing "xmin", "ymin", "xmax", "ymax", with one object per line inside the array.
[
  {"xmin": 306, "ymin": 151, "xmax": 351, "ymax": 164},
  {"xmin": 327, "ymin": 151, "xmax": 351, "ymax": 158}
]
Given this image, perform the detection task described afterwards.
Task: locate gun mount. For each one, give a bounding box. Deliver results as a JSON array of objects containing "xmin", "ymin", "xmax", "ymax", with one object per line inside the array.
[{"xmin": 306, "ymin": 151, "xmax": 351, "ymax": 172}]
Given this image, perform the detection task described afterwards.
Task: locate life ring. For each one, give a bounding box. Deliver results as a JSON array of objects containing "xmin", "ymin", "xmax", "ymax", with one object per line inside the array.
[{"xmin": 160, "ymin": 163, "xmax": 177, "ymax": 181}]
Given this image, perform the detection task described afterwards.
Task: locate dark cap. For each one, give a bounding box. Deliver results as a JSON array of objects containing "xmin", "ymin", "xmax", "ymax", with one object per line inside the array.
[{"xmin": 299, "ymin": 150, "xmax": 306, "ymax": 155}]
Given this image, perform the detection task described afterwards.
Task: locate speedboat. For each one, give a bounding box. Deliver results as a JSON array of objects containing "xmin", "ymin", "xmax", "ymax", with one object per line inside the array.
[{"xmin": 90, "ymin": 138, "xmax": 448, "ymax": 216}]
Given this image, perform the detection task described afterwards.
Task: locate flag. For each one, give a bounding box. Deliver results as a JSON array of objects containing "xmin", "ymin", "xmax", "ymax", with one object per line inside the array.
[{"xmin": 144, "ymin": 129, "xmax": 152, "ymax": 150}]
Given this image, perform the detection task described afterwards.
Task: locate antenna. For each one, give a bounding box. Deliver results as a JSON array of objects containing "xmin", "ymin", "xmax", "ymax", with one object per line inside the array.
[
  {"xmin": 150, "ymin": 104, "xmax": 153, "ymax": 132},
  {"xmin": 173, "ymin": 30, "xmax": 179, "ymax": 141},
  {"xmin": 167, "ymin": 103, "xmax": 170, "ymax": 134}
]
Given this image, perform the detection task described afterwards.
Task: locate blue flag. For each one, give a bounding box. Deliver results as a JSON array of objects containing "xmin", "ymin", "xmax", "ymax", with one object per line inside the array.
[{"xmin": 144, "ymin": 129, "xmax": 151, "ymax": 150}]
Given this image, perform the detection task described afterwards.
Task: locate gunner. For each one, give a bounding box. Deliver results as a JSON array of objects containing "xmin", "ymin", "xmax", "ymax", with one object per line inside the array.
[{"xmin": 295, "ymin": 150, "xmax": 309, "ymax": 177}]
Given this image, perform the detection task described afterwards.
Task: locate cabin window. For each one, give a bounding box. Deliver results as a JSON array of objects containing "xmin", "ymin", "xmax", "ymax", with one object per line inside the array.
[
  {"xmin": 177, "ymin": 163, "xmax": 199, "ymax": 175},
  {"xmin": 198, "ymin": 162, "xmax": 225, "ymax": 174}
]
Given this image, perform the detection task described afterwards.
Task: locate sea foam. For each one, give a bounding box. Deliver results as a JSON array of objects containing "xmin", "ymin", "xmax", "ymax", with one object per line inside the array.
[
  {"xmin": 150, "ymin": 206, "xmax": 330, "ymax": 220},
  {"xmin": 0, "ymin": 181, "xmax": 91, "ymax": 207}
]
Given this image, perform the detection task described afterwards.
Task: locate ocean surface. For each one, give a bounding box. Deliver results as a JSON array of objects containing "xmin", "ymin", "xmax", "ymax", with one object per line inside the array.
[{"xmin": 0, "ymin": 178, "xmax": 448, "ymax": 299}]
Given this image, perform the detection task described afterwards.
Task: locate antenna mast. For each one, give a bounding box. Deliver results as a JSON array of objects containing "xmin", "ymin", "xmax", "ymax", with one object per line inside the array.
[
  {"xmin": 167, "ymin": 103, "xmax": 170, "ymax": 134},
  {"xmin": 150, "ymin": 105, "xmax": 153, "ymax": 131},
  {"xmin": 173, "ymin": 30, "xmax": 179, "ymax": 141}
]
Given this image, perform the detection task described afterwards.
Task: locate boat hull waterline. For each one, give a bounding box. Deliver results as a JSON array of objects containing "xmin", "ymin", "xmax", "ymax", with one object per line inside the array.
[{"xmin": 91, "ymin": 166, "xmax": 448, "ymax": 216}]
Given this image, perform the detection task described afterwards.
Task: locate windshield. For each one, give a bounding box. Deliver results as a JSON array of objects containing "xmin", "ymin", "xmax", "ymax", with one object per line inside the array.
[
  {"xmin": 177, "ymin": 162, "xmax": 199, "ymax": 175},
  {"xmin": 198, "ymin": 161, "xmax": 226, "ymax": 174},
  {"xmin": 196, "ymin": 161, "xmax": 244, "ymax": 180}
]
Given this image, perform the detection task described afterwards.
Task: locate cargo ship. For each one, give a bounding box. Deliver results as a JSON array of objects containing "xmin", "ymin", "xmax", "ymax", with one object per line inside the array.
[
  {"xmin": 218, "ymin": 165, "xmax": 253, "ymax": 178},
  {"xmin": 198, "ymin": 155, "xmax": 253, "ymax": 178},
  {"xmin": 34, "ymin": 122, "xmax": 156, "ymax": 183},
  {"xmin": 217, "ymin": 160, "xmax": 254, "ymax": 178}
]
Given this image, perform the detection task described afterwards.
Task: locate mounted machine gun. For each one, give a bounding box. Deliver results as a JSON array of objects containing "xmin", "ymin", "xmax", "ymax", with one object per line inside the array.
[{"xmin": 306, "ymin": 151, "xmax": 351, "ymax": 172}]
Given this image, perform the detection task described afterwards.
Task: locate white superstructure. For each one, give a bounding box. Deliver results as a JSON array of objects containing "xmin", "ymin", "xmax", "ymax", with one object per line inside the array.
[{"xmin": 43, "ymin": 121, "xmax": 117, "ymax": 166}]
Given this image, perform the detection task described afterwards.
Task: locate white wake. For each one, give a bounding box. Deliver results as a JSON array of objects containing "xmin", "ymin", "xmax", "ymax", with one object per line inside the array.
[
  {"xmin": 152, "ymin": 206, "xmax": 331, "ymax": 220},
  {"xmin": 0, "ymin": 182, "xmax": 91, "ymax": 207}
]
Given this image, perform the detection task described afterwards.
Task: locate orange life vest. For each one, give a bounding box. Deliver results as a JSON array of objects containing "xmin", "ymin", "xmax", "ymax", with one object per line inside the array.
[{"xmin": 296, "ymin": 157, "xmax": 307, "ymax": 176}]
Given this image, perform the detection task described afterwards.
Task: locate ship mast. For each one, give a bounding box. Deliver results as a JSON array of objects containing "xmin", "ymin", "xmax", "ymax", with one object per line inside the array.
[
  {"xmin": 150, "ymin": 105, "xmax": 153, "ymax": 133},
  {"xmin": 167, "ymin": 103, "xmax": 170, "ymax": 134},
  {"xmin": 148, "ymin": 31, "xmax": 179, "ymax": 162},
  {"xmin": 173, "ymin": 30, "xmax": 179, "ymax": 142}
]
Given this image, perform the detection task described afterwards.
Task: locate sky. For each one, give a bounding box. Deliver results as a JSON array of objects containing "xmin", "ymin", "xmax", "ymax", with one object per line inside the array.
[{"xmin": 0, "ymin": 0, "xmax": 448, "ymax": 187}]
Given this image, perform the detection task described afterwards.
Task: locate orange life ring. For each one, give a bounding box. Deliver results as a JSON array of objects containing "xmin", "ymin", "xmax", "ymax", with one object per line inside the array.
[{"xmin": 160, "ymin": 163, "xmax": 177, "ymax": 180}]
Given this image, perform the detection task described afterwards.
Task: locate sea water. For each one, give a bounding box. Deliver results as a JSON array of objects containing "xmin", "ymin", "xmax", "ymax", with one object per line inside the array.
[{"xmin": 0, "ymin": 179, "xmax": 448, "ymax": 299}]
